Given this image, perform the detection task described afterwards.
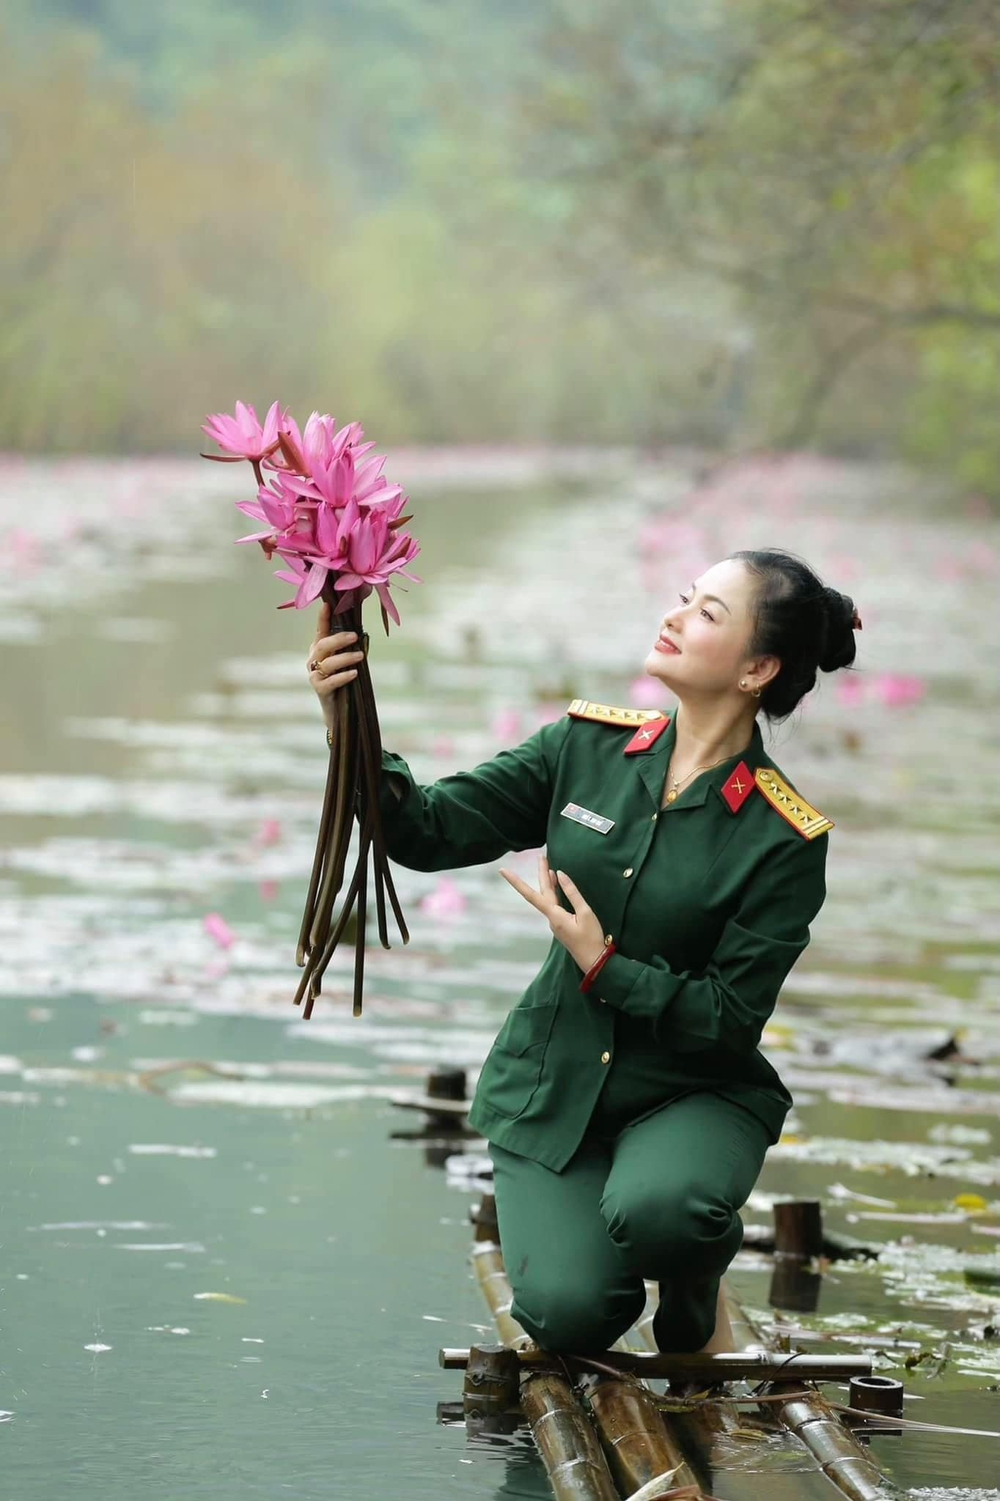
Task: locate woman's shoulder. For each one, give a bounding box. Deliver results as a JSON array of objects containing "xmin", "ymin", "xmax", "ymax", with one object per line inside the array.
[
  {"xmin": 565, "ymin": 697, "xmax": 669, "ymax": 730},
  {"xmin": 563, "ymin": 697, "xmax": 670, "ymax": 752},
  {"xmin": 751, "ymin": 752, "xmax": 834, "ymax": 844}
]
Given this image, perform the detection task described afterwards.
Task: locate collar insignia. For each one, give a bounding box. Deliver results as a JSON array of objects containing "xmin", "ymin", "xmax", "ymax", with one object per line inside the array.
[
  {"xmin": 719, "ymin": 761, "xmax": 756, "ymax": 813},
  {"xmin": 623, "ymin": 716, "xmax": 672, "ymax": 755}
]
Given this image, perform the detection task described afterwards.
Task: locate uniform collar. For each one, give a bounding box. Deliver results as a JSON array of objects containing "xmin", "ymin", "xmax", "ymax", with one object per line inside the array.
[{"xmin": 635, "ymin": 709, "xmax": 765, "ymax": 811}]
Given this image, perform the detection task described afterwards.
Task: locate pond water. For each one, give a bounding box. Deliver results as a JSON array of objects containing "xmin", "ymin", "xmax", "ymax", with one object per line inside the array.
[{"xmin": 1, "ymin": 450, "xmax": 999, "ymax": 1499}]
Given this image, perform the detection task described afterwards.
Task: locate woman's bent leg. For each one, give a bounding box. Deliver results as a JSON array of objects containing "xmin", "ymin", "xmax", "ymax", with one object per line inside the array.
[
  {"xmin": 598, "ymin": 1094, "xmax": 772, "ymax": 1353},
  {"xmin": 490, "ymin": 1138, "xmax": 646, "ymax": 1354}
]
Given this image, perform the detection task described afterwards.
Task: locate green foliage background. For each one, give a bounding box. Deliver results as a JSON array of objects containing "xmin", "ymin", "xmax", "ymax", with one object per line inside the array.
[{"xmin": 3, "ymin": 0, "xmax": 996, "ymax": 495}]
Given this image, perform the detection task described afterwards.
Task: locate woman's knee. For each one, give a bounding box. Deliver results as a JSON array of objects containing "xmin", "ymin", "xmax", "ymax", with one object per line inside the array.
[
  {"xmin": 511, "ymin": 1276, "xmax": 645, "ymax": 1354},
  {"xmin": 601, "ymin": 1182, "xmax": 740, "ymax": 1271}
]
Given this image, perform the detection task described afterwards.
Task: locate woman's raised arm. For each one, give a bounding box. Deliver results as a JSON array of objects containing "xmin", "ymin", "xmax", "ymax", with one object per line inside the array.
[{"xmin": 376, "ymin": 718, "xmax": 572, "ymax": 871}]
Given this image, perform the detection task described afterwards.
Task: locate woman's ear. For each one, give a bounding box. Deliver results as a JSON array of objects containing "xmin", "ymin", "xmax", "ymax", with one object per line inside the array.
[{"xmin": 753, "ymin": 654, "xmax": 781, "ymax": 690}]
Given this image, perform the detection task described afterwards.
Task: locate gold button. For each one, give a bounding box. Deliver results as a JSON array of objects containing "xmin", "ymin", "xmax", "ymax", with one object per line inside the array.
[
  {"xmin": 604, "ymin": 933, "xmax": 613, "ymax": 945},
  {"xmin": 599, "ymin": 997, "xmax": 606, "ymax": 1004},
  {"xmin": 651, "ymin": 812, "xmax": 658, "ymax": 821},
  {"xmin": 623, "ymin": 867, "xmax": 633, "ymax": 878},
  {"xmin": 601, "ymin": 1050, "xmax": 611, "ymax": 1064}
]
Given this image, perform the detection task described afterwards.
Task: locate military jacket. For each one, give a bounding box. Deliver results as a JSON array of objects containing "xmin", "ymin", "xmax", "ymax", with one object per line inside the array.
[{"xmin": 379, "ymin": 702, "xmax": 831, "ymax": 1173}]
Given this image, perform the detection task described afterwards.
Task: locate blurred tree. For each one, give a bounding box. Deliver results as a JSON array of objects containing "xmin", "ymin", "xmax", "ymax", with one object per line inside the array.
[
  {"xmin": 506, "ymin": 0, "xmax": 999, "ymax": 488},
  {"xmin": 1, "ymin": 1, "xmax": 995, "ymax": 500}
]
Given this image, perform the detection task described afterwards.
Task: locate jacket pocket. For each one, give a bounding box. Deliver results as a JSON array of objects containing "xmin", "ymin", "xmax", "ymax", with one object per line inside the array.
[{"xmin": 478, "ymin": 1000, "xmax": 558, "ymax": 1119}]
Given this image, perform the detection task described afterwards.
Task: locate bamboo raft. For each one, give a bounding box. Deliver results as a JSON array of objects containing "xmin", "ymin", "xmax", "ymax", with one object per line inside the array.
[
  {"xmin": 392, "ymin": 1071, "xmax": 906, "ymax": 1497},
  {"xmin": 443, "ymin": 1189, "xmax": 907, "ymax": 1501}
]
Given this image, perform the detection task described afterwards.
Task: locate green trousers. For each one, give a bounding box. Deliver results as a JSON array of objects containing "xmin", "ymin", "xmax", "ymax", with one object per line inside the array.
[{"xmin": 490, "ymin": 1090, "xmax": 771, "ymax": 1355}]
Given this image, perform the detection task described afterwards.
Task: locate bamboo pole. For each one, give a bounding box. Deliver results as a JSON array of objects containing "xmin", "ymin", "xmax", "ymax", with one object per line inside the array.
[
  {"xmin": 470, "ymin": 1240, "xmax": 620, "ymax": 1501},
  {"xmin": 634, "ymin": 1278, "xmax": 910, "ymax": 1500},
  {"xmin": 519, "ymin": 1374, "xmax": 623, "ymax": 1501},
  {"xmin": 645, "ymin": 1275, "xmax": 909, "ymax": 1501},
  {"xmin": 607, "ymin": 1290, "xmax": 715, "ymax": 1495},
  {"xmin": 469, "ymin": 1241, "xmax": 533, "ymax": 1351},
  {"xmin": 632, "ymin": 1280, "xmax": 750, "ymax": 1457},
  {"xmin": 440, "ymin": 1348, "xmax": 873, "ymax": 1381},
  {"xmin": 583, "ymin": 1368, "xmax": 696, "ymax": 1499}
]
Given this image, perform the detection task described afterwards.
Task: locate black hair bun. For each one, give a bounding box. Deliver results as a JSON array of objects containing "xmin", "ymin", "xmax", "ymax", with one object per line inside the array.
[{"xmin": 819, "ymin": 587, "xmax": 859, "ymax": 673}]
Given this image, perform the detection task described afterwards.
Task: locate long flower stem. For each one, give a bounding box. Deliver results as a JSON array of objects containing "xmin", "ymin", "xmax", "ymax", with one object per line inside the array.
[{"xmin": 293, "ymin": 579, "xmax": 408, "ymax": 1017}]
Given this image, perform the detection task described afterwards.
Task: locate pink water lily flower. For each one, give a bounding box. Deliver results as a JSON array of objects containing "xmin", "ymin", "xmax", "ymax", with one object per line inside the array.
[
  {"xmin": 280, "ymin": 500, "xmax": 421, "ymax": 620},
  {"xmin": 332, "ymin": 505, "xmax": 421, "ymax": 625},
  {"xmin": 203, "ymin": 912, "xmax": 236, "ymax": 949},
  {"xmin": 201, "ymin": 400, "xmax": 283, "ymax": 463},
  {"xmin": 268, "ymin": 413, "xmax": 364, "ymax": 477},
  {"xmin": 273, "ymin": 550, "xmax": 328, "ymax": 609},
  {"xmin": 874, "ymin": 672, "xmax": 926, "ymax": 708},
  {"xmin": 234, "ymin": 472, "xmax": 316, "ymax": 558},
  {"xmin": 273, "ymin": 497, "xmax": 359, "ymax": 609},
  {"xmin": 283, "ymin": 443, "xmax": 404, "ymax": 517},
  {"xmin": 419, "ymin": 877, "xmax": 468, "ymax": 919},
  {"xmin": 207, "ymin": 397, "xmax": 422, "ymax": 625}
]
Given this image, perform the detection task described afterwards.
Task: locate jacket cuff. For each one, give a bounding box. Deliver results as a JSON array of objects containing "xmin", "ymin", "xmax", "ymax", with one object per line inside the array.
[
  {"xmin": 379, "ymin": 749, "xmax": 416, "ymax": 814},
  {"xmin": 590, "ymin": 951, "xmax": 655, "ymax": 1010}
]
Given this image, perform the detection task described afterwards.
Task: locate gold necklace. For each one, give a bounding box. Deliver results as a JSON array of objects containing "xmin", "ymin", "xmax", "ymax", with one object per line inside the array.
[{"xmin": 664, "ymin": 752, "xmax": 733, "ymax": 804}]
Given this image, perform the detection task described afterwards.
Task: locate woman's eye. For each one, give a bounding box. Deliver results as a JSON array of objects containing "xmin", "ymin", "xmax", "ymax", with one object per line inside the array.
[{"xmin": 678, "ymin": 591, "xmax": 708, "ymax": 621}]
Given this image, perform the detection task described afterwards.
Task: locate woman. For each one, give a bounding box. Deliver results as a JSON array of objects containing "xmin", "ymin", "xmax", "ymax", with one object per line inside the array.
[{"xmin": 308, "ymin": 548, "xmax": 860, "ymax": 1358}]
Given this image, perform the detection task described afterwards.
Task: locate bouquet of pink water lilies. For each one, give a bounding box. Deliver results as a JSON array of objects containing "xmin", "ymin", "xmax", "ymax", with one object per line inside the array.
[{"xmin": 201, "ymin": 400, "xmax": 420, "ymax": 1018}]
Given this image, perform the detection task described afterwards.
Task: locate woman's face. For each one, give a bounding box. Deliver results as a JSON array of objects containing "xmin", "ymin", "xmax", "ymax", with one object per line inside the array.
[{"xmin": 643, "ymin": 558, "xmax": 779, "ymax": 698}]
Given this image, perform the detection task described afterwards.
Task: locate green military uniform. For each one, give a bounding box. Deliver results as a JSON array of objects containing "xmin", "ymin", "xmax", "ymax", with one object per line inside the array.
[{"xmin": 379, "ymin": 700, "xmax": 831, "ymax": 1353}]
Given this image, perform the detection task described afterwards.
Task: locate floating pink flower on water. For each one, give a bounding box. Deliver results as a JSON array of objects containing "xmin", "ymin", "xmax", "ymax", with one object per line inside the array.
[
  {"xmin": 835, "ymin": 675, "xmax": 866, "ymax": 709},
  {"xmin": 968, "ymin": 541, "xmax": 998, "ymax": 574},
  {"xmin": 201, "ymin": 401, "xmax": 283, "ymax": 463},
  {"xmin": 253, "ymin": 819, "xmax": 283, "ymax": 849},
  {"xmin": 629, "ymin": 675, "xmax": 665, "ymax": 708},
  {"xmin": 419, "ymin": 877, "xmax": 468, "ymax": 919},
  {"xmin": 203, "ymin": 912, "xmax": 236, "ymax": 949},
  {"xmin": 491, "ymin": 708, "xmax": 522, "ymax": 743},
  {"xmin": 9, "ymin": 528, "xmax": 41, "ymax": 573},
  {"xmin": 531, "ymin": 703, "xmax": 564, "ymax": 729},
  {"xmin": 874, "ymin": 673, "xmax": 926, "ymax": 708},
  {"xmin": 933, "ymin": 555, "xmax": 965, "ymax": 582}
]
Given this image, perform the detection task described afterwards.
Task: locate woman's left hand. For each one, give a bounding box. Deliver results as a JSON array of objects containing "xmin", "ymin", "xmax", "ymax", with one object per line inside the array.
[{"xmin": 499, "ymin": 854, "xmax": 608, "ymax": 973}]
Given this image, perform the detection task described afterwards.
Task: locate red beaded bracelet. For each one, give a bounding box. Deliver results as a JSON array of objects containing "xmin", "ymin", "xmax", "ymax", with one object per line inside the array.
[{"xmin": 580, "ymin": 936, "xmax": 616, "ymax": 994}]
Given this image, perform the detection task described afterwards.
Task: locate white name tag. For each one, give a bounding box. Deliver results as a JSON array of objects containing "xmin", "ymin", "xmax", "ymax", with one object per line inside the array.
[{"xmin": 560, "ymin": 802, "xmax": 615, "ymax": 835}]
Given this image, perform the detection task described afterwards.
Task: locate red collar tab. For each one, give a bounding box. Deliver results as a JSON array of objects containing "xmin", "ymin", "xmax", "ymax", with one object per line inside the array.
[
  {"xmin": 720, "ymin": 761, "xmax": 755, "ymax": 813},
  {"xmin": 623, "ymin": 716, "xmax": 672, "ymax": 755}
]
